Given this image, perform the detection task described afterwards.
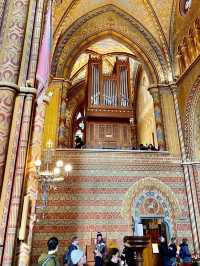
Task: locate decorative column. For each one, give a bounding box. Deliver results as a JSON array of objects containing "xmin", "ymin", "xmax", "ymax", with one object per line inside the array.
[
  {"xmin": 1, "ymin": 88, "xmax": 36, "ymax": 266},
  {"xmin": 170, "ymin": 83, "xmax": 200, "ymax": 252},
  {"xmin": 148, "ymin": 85, "xmax": 166, "ymax": 150},
  {"xmin": 0, "ymin": 93, "xmax": 27, "ymax": 266},
  {"xmin": 0, "ymin": 84, "xmax": 18, "ymax": 193},
  {"xmin": 58, "ymin": 79, "xmax": 71, "ymax": 147},
  {"xmin": 0, "ymin": 0, "xmax": 7, "ymax": 34},
  {"xmin": 0, "ymin": 0, "xmax": 45, "ymax": 263},
  {"xmin": 0, "ymin": 0, "xmax": 32, "ymax": 199},
  {"xmin": 16, "ymin": 95, "xmax": 50, "ymax": 266}
]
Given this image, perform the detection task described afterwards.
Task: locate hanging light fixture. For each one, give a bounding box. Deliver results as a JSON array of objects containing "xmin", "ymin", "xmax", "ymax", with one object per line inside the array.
[{"xmin": 34, "ymin": 140, "xmax": 72, "ymax": 209}]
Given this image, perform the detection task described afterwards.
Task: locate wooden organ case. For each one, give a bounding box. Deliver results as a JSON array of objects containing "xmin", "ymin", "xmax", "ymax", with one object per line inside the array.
[{"xmin": 85, "ymin": 56, "xmax": 134, "ymax": 149}]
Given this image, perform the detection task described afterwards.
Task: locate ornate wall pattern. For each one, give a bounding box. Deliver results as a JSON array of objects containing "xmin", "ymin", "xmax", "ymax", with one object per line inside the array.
[
  {"xmin": 183, "ymin": 75, "xmax": 200, "ymax": 159},
  {"xmin": 30, "ymin": 151, "xmax": 192, "ymax": 265}
]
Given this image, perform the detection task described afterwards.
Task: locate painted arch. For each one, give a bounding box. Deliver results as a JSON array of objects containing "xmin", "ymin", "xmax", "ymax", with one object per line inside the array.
[
  {"xmin": 51, "ymin": 5, "xmax": 170, "ymax": 82},
  {"xmin": 121, "ymin": 177, "xmax": 181, "ymax": 234}
]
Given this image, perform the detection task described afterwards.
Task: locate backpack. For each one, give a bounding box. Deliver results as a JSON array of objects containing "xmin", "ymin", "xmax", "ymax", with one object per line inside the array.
[
  {"xmin": 39, "ymin": 255, "xmax": 56, "ymax": 266},
  {"xmin": 63, "ymin": 245, "xmax": 78, "ymax": 265},
  {"xmin": 179, "ymin": 245, "xmax": 191, "ymax": 259}
]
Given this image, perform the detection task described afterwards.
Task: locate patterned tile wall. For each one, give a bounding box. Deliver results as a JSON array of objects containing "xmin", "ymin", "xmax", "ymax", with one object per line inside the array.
[{"xmin": 31, "ymin": 150, "xmax": 192, "ymax": 265}]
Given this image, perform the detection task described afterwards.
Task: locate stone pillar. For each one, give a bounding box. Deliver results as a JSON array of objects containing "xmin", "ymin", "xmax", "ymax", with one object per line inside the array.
[
  {"xmin": 148, "ymin": 85, "xmax": 166, "ymax": 150},
  {"xmin": 1, "ymin": 88, "xmax": 35, "ymax": 266},
  {"xmin": 0, "ymin": 91, "xmax": 24, "ymax": 264},
  {"xmin": 0, "ymin": 0, "xmax": 7, "ymax": 34},
  {"xmin": 0, "ymin": 0, "xmax": 45, "ymax": 263},
  {"xmin": 27, "ymin": 0, "xmax": 45, "ymax": 83},
  {"xmin": 170, "ymin": 83, "xmax": 200, "ymax": 252},
  {"xmin": 58, "ymin": 79, "xmax": 71, "ymax": 147},
  {"xmin": 0, "ymin": 84, "xmax": 18, "ymax": 194},
  {"xmin": 16, "ymin": 96, "xmax": 50, "ymax": 266},
  {"xmin": 0, "ymin": 0, "xmax": 34, "ymax": 196}
]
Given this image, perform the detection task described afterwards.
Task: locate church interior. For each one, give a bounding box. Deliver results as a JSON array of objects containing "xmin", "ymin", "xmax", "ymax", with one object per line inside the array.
[{"xmin": 0, "ymin": 0, "xmax": 200, "ymax": 265}]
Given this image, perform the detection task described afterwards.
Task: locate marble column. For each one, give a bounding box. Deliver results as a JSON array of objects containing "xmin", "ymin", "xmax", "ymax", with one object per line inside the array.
[
  {"xmin": 170, "ymin": 83, "xmax": 200, "ymax": 252},
  {"xmin": 58, "ymin": 79, "xmax": 71, "ymax": 147},
  {"xmin": 148, "ymin": 85, "xmax": 166, "ymax": 150}
]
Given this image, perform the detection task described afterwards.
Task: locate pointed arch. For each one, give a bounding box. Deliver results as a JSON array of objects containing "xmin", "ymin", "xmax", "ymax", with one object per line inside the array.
[{"xmin": 51, "ymin": 5, "xmax": 169, "ymax": 82}]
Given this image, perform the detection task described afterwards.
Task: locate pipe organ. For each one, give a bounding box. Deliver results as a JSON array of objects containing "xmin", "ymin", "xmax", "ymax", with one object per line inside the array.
[{"xmin": 86, "ymin": 56, "xmax": 134, "ymax": 149}]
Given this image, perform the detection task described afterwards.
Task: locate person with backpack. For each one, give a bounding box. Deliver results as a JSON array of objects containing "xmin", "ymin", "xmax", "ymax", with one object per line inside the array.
[
  {"xmin": 64, "ymin": 236, "xmax": 80, "ymax": 266},
  {"xmin": 179, "ymin": 238, "xmax": 192, "ymax": 266},
  {"xmin": 38, "ymin": 237, "xmax": 60, "ymax": 266}
]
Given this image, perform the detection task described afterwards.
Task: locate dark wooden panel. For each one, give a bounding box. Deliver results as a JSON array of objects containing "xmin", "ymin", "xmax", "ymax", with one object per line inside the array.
[{"xmin": 86, "ymin": 121, "xmax": 132, "ymax": 149}]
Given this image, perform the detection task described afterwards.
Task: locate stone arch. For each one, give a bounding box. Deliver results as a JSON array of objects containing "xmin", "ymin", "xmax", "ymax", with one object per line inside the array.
[
  {"xmin": 121, "ymin": 177, "xmax": 181, "ymax": 234},
  {"xmin": 184, "ymin": 76, "xmax": 200, "ymax": 159},
  {"xmin": 52, "ymin": 5, "xmax": 169, "ymax": 82},
  {"xmin": 63, "ymin": 31, "xmax": 158, "ymax": 84}
]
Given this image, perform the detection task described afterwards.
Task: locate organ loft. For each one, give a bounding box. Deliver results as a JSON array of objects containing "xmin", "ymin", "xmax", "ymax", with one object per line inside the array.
[{"xmin": 86, "ymin": 56, "xmax": 135, "ymax": 149}]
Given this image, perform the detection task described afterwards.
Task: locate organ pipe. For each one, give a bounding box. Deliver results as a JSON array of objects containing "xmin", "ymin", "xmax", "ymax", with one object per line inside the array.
[{"xmin": 87, "ymin": 56, "xmax": 130, "ymax": 108}]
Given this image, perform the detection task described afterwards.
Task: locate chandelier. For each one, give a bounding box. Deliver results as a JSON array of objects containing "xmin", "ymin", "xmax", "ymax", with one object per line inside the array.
[{"xmin": 34, "ymin": 140, "xmax": 72, "ymax": 209}]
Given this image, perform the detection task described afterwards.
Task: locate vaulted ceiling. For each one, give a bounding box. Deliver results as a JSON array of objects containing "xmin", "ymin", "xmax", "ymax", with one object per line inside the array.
[{"xmin": 51, "ymin": 0, "xmax": 200, "ymax": 83}]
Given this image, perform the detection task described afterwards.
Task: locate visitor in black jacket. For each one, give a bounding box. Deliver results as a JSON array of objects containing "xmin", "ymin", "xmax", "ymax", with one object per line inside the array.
[
  {"xmin": 159, "ymin": 236, "xmax": 170, "ymax": 266},
  {"xmin": 168, "ymin": 237, "xmax": 177, "ymax": 266}
]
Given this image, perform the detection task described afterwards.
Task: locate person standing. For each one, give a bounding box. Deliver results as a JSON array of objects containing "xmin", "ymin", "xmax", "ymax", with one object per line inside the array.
[
  {"xmin": 94, "ymin": 232, "xmax": 106, "ymax": 266},
  {"xmin": 64, "ymin": 236, "xmax": 80, "ymax": 266},
  {"xmin": 179, "ymin": 238, "xmax": 192, "ymax": 266},
  {"xmin": 121, "ymin": 236, "xmax": 136, "ymax": 266},
  {"xmin": 38, "ymin": 237, "xmax": 60, "ymax": 266},
  {"xmin": 169, "ymin": 237, "xmax": 177, "ymax": 266},
  {"xmin": 159, "ymin": 236, "xmax": 170, "ymax": 266}
]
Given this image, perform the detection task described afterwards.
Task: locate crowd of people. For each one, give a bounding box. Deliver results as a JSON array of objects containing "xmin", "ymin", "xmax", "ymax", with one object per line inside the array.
[
  {"xmin": 38, "ymin": 233, "xmax": 197, "ymax": 266},
  {"xmin": 38, "ymin": 233, "xmax": 136, "ymax": 266},
  {"xmin": 132, "ymin": 143, "xmax": 159, "ymax": 151},
  {"xmin": 159, "ymin": 236, "xmax": 196, "ymax": 266}
]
